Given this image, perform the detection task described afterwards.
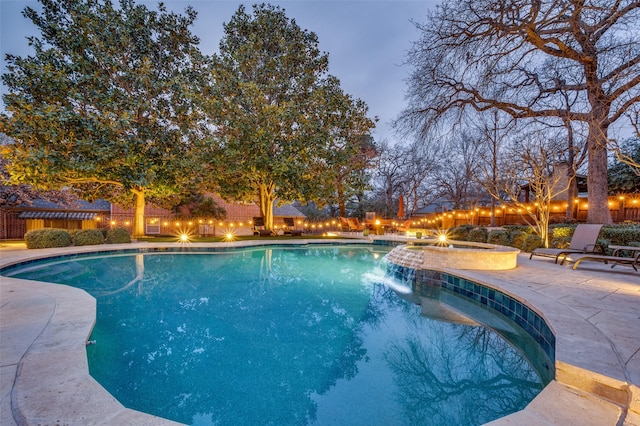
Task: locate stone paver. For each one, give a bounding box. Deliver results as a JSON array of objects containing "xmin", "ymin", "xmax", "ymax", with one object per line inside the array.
[{"xmin": 1, "ymin": 239, "xmax": 639, "ymax": 425}]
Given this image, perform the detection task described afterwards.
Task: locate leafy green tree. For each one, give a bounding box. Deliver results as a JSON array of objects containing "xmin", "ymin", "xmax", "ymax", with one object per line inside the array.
[
  {"xmin": 322, "ymin": 134, "xmax": 377, "ymax": 218},
  {"xmin": 171, "ymin": 194, "xmax": 227, "ymax": 220},
  {"xmin": 1, "ymin": 136, "xmax": 78, "ymax": 208},
  {"xmin": 204, "ymin": 4, "xmax": 375, "ymax": 230},
  {"xmin": 1, "ymin": 0, "xmax": 208, "ymax": 237}
]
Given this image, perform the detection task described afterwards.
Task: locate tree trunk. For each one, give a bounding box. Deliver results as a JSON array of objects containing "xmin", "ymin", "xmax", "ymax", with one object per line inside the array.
[
  {"xmin": 538, "ymin": 204, "xmax": 551, "ymax": 248},
  {"xmin": 338, "ymin": 187, "xmax": 346, "ymax": 218},
  {"xmin": 259, "ymin": 182, "xmax": 275, "ymax": 230},
  {"xmin": 565, "ymin": 177, "xmax": 577, "ymax": 220},
  {"xmin": 586, "ymin": 121, "xmax": 612, "ymax": 224},
  {"xmin": 132, "ymin": 188, "xmax": 146, "ymax": 238}
]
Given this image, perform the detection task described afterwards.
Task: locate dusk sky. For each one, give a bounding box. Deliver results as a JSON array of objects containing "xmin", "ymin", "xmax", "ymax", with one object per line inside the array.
[{"xmin": 1, "ymin": 0, "xmax": 441, "ymax": 144}]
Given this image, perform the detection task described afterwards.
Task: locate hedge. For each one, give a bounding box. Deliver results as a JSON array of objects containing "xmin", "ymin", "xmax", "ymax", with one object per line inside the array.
[
  {"xmin": 521, "ymin": 234, "xmax": 543, "ymax": 253},
  {"xmin": 449, "ymin": 224, "xmax": 475, "ymax": 240},
  {"xmin": 72, "ymin": 229, "xmax": 105, "ymax": 246},
  {"xmin": 467, "ymin": 227, "xmax": 488, "ymax": 243},
  {"xmin": 25, "ymin": 228, "xmax": 73, "ymax": 249},
  {"xmin": 105, "ymin": 227, "xmax": 132, "ymax": 244},
  {"xmin": 509, "ymin": 231, "xmax": 529, "ymax": 250},
  {"xmin": 444, "ymin": 223, "xmax": 640, "ymax": 253},
  {"xmin": 24, "ymin": 227, "xmax": 132, "ymax": 248},
  {"xmin": 487, "ymin": 229, "xmax": 510, "ymax": 246},
  {"xmin": 599, "ymin": 225, "xmax": 640, "ymax": 246}
]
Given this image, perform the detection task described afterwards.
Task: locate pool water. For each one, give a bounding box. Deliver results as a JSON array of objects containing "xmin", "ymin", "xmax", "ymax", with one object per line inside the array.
[{"xmin": 7, "ymin": 246, "xmax": 546, "ymax": 425}]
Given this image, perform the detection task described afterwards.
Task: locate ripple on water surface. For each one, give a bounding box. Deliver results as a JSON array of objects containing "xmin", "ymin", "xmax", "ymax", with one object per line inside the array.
[{"xmin": 7, "ymin": 246, "xmax": 547, "ymax": 425}]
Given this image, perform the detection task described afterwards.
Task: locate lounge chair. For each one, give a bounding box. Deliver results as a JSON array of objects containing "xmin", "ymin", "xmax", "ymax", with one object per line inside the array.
[
  {"xmin": 339, "ymin": 217, "xmax": 364, "ymax": 232},
  {"xmin": 347, "ymin": 218, "xmax": 365, "ymax": 232},
  {"xmin": 253, "ymin": 217, "xmax": 273, "ymax": 237},
  {"xmin": 283, "ymin": 217, "xmax": 303, "ymax": 237},
  {"xmin": 566, "ymin": 251, "xmax": 640, "ymax": 271},
  {"xmin": 529, "ymin": 224, "xmax": 603, "ymax": 264}
]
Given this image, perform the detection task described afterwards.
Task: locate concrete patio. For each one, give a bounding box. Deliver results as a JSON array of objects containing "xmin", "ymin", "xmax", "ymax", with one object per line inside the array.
[{"xmin": 1, "ymin": 240, "xmax": 639, "ymax": 425}]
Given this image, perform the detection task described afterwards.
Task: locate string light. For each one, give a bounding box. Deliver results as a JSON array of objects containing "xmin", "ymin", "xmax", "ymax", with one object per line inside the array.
[{"xmin": 92, "ymin": 193, "xmax": 637, "ymax": 236}]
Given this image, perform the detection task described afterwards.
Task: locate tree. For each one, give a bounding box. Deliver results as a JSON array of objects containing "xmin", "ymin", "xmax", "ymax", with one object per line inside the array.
[
  {"xmin": 171, "ymin": 194, "xmax": 227, "ymax": 220},
  {"xmin": 608, "ymin": 138, "xmax": 640, "ymax": 192},
  {"xmin": 371, "ymin": 140, "xmax": 411, "ymax": 218},
  {"xmin": 485, "ymin": 132, "xmax": 570, "ymax": 247},
  {"xmin": 473, "ymin": 111, "xmax": 512, "ymax": 226},
  {"xmin": 204, "ymin": 4, "xmax": 375, "ymax": 230},
  {"xmin": 1, "ymin": 0, "xmax": 207, "ymax": 237},
  {"xmin": 1, "ymin": 135, "xmax": 78, "ymax": 208},
  {"xmin": 613, "ymin": 104, "xmax": 640, "ymax": 175},
  {"xmin": 432, "ymin": 132, "xmax": 486, "ymax": 210},
  {"xmin": 322, "ymin": 134, "xmax": 377, "ymax": 219},
  {"xmin": 400, "ymin": 0, "xmax": 640, "ymax": 224},
  {"xmin": 369, "ymin": 139, "xmax": 441, "ymax": 219}
]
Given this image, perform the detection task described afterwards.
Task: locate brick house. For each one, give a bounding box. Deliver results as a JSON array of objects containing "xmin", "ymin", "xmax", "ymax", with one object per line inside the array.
[{"xmin": 1, "ymin": 193, "xmax": 305, "ymax": 239}]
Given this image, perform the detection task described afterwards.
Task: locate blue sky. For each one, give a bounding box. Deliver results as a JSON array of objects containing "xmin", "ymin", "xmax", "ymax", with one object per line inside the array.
[{"xmin": 0, "ymin": 0, "xmax": 440, "ymax": 144}]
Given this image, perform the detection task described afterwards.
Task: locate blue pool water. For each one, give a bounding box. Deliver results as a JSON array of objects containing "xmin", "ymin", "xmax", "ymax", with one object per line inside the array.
[{"xmin": 5, "ymin": 245, "xmax": 547, "ymax": 425}]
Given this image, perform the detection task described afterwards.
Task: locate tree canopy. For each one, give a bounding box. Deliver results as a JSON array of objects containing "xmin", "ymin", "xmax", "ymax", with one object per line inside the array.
[
  {"xmin": 203, "ymin": 4, "xmax": 375, "ymax": 229},
  {"xmin": 1, "ymin": 0, "xmax": 207, "ymax": 236},
  {"xmin": 400, "ymin": 0, "xmax": 640, "ymax": 224},
  {"xmin": 1, "ymin": 134, "xmax": 79, "ymax": 208}
]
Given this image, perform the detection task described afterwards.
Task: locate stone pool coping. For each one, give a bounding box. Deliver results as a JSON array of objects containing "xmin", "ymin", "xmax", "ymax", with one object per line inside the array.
[{"xmin": 1, "ymin": 238, "xmax": 639, "ymax": 425}]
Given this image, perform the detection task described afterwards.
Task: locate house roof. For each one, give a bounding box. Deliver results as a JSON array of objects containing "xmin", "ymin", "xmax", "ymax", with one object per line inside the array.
[
  {"xmin": 18, "ymin": 211, "xmax": 99, "ymax": 220},
  {"xmin": 20, "ymin": 198, "xmax": 111, "ymax": 211},
  {"xmin": 273, "ymin": 203, "xmax": 305, "ymax": 217}
]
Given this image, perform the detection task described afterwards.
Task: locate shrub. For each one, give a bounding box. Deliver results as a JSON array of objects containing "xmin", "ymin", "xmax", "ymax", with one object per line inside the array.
[
  {"xmin": 509, "ymin": 231, "xmax": 529, "ymax": 249},
  {"xmin": 487, "ymin": 229, "xmax": 509, "ymax": 246},
  {"xmin": 551, "ymin": 226, "xmax": 576, "ymax": 238},
  {"xmin": 503, "ymin": 225, "xmax": 532, "ymax": 234},
  {"xmin": 25, "ymin": 228, "xmax": 72, "ymax": 249},
  {"xmin": 73, "ymin": 229, "xmax": 105, "ymax": 246},
  {"xmin": 467, "ymin": 227, "xmax": 488, "ymax": 243},
  {"xmin": 449, "ymin": 224, "xmax": 475, "ymax": 240},
  {"xmin": 600, "ymin": 225, "xmax": 640, "ymax": 246},
  {"xmin": 550, "ymin": 236, "xmax": 572, "ymax": 248},
  {"xmin": 521, "ymin": 234, "xmax": 543, "ymax": 253},
  {"xmin": 105, "ymin": 227, "xmax": 132, "ymax": 244}
]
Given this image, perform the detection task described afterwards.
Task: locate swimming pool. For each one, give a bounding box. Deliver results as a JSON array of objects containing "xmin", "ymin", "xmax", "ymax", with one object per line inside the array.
[{"xmin": 4, "ymin": 245, "xmax": 549, "ymax": 425}]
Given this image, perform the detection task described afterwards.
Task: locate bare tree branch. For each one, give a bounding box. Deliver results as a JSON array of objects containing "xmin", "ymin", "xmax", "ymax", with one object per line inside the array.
[{"xmin": 398, "ymin": 0, "xmax": 640, "ymax": 224}]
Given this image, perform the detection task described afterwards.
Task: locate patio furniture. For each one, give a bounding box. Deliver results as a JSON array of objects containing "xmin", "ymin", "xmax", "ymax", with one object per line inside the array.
[
  {"xmin": 339, "ymin": 217, "xmax": 364, "ymax": 232},
  {"xmin": 608, "ymin": 245, "xmax": 640, "ymax": 258},
  {"xmin": 252, "ymin": 217, "xmax": 273, "ymax": 237},
  {"xmin": 347, "ymin": 218, "xmax": 365, "ymax": 232},
  {"xmin": 529, "ymin": 224, "xmax": 603, "ymax": 264},
  {"xmin": 283, "ymin": 217, "xmax": 303, "ymax": 237},
  {"xmin": 567, "ymin": 249, "xmax": 640, "ymax": 271}
]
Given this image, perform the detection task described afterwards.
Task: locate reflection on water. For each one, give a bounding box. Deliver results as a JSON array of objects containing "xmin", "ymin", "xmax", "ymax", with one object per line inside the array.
[
  {"xmin": 7, "ymin": 246, "xmax": 546, "ymax": 425},
  {"xmin": 384, "ymin": 318, "xmax": 543, "ymax": 425}
]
